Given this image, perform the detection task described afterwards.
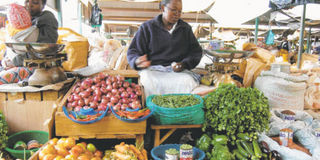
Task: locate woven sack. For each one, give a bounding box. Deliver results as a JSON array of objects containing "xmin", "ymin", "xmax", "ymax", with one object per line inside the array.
[
  {"xmin": 58, "ymin": 28, "xmax": 89, "ymax": 71},
  {"xmin": 254, "ymin": 71, "xmax": 307, "ymax": 110}
]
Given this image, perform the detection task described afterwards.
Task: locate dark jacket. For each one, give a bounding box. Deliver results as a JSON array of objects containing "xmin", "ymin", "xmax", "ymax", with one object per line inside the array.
[
  {"xmin": 127, "ymin": 14, "xmax": 202, "ymax": 70},
  {"xmin": 32, "ymin": 10, "xmax": 58, "ymax": 43}
]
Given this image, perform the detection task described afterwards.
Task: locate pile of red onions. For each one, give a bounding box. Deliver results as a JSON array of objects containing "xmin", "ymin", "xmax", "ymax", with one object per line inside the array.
[{"xmin": 66, "ymin": 73, "xmax": 142, "ymax": 112}]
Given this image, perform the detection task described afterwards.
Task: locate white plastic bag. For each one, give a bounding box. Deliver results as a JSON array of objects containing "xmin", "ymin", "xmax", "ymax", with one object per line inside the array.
[
  {"xmin": 259, "ymin": 134, "xmax": 312, "ymax": 160},
  {"xmin": 139, "ymin": 68, "xmax": 199, "ymax": 98},
  {"xmin": 254, "ymin": 71, "xmax": 307, "ymax": 110}
]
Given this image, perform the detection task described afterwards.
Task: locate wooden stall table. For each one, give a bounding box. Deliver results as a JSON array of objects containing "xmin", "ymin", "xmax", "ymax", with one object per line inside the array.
[
  {"xmin": 0, "ymin": 79, "xmax": 73, "ymax": 134},
  {"xmin": 54, "ymin": 70, "xmax": 146, "ymax": 147},
  {"xmin": 151, "ymin": 124, "xmax": 202, "ymax": 147}
]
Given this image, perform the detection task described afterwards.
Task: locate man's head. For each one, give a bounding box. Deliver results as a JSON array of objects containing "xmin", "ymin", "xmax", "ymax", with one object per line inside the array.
[
  {"xmin": 160, "ymin": 0, "xmax": 182, "ymax": 24},
  {"xmin": 25, "ymin": 0, "xmax": 46, "ymax": 17}
]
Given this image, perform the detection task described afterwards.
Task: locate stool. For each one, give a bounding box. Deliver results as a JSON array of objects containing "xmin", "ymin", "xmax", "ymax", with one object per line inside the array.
[{"xmin": 151, "ymin": 124, "xmax": 202, "ymax": 147}]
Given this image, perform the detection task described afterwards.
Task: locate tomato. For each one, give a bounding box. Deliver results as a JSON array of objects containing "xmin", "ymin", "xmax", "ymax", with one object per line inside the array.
[{"xmin": 87, "ymin": 143, "xmax": 96, "ymax": 152}]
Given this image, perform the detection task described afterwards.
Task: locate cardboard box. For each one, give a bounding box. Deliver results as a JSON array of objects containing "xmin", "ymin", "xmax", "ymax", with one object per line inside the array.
[{"xmin": 0, "ymin": 84, "xmax": 71, "ymax": 134}]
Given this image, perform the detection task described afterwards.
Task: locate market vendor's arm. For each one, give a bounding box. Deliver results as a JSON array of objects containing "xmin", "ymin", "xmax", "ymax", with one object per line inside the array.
[
  {"xmin": 180, "ymin": 26, "xmax": 202, "ymax": 70},
  {"xmin": 34, "ymin": 10, "xmax": 58, "ymax": 43},
  {"xmin": 127, "ymin": 25, "xmax": 151, "ymax": 70}
]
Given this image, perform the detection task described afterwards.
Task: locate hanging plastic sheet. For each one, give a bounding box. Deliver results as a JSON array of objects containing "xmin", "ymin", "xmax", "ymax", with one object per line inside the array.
[{"xmin": 265, "ymin": 30, "xmax": 275, "ymax": 45}]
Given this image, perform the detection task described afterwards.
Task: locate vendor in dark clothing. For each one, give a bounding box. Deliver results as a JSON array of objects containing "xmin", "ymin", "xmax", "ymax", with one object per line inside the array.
[
  {"xmin": 25, "ymin": 0, "xmax": 58, "ymax": 43},
  {"xmin": 127, "ymin": 0, "xmax": 202, "ymax": 72},
  {"xmin": 0, "ymin": 0, "xmax": 58, "ymax": 84}
]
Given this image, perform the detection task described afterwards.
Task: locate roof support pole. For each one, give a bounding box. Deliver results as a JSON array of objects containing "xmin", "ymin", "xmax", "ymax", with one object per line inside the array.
[
  {"xmin": 78, "ymin": 1, "xmax": 82, "ymax": 35},
  {"xmin": 254, "ymin": 18, "xmax": 259, "ymax": 45},
  {"xmin": 297, "ymin": 3, "xmax": 306, "ymax": 69},
  {"xmin": 306, "ymin": 26, "xmax": 311, "ymax": 54},
  {"xmin": 56, "ymin": 0, "xmax": 62, "ymax": 27}
]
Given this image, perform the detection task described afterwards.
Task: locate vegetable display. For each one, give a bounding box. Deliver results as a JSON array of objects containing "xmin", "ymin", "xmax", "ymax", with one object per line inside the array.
[
  {"xmin": 115, "ymin": 108, "xmax": 151, "ymax": 120},
  {"xmin": 203, "ymin": 84, "xmax": 270, "ymax": 142},
  {"xmin": 151, "ymin": 95, "xmax": 200, "ymax": 108},
  {"xmin": 109, "ymin": 142, "xmax": 148, "ymax": 160},
  {"xmin": 0, "ymin": 110, "xmax": 8, "ymax": 150},
  {"xmin": 66, "ymin": 73, "xmax": 142, "ymax": 114},
  {"xmin": 38, "ymin": 137, "xmax": 103, "ymax": 160}
]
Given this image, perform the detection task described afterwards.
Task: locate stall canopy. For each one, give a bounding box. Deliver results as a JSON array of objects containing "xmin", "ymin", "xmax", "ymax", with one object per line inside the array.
[{"xmin": 207, "ymin": 0, "xmax": 270, "ymax": 25}]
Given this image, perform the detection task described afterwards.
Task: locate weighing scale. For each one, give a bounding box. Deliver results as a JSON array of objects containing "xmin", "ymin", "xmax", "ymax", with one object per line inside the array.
[
  {"xmin": 202, "ymin": 49, "xmax": 254, "ymax": 86},
  {"xmin": 5, "ymin": 42, "xmax": 67, "ymax": 87}
]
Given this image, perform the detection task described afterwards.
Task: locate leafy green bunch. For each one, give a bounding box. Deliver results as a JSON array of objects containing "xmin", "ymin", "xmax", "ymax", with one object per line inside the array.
[
  {"xmin": 0, "ymin": 110, "xmax": 8, "ymax": 150},
  {"xmin": 203, "ymin": 84, "xmax": 270, "ymax": 142}
]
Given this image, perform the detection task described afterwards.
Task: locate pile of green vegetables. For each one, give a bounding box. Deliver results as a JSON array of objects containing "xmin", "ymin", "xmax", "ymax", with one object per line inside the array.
[
  {"xmin": 152, "ymin": 95, "xmax": 200, "ymax": 108},
  {"xmin": 0, "ymin": 110, "xmax": 8, "ymax": 150},
  {"xmin": 203, "ymin": 84, "xmax": 270, "ymax": 143}
]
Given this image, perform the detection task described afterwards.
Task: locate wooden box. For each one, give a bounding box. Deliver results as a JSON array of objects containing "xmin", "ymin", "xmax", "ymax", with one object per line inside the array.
[
  {"xmin": 0, "ymin": 85, "xmax": 71, "ymax": 134},
  {"xmin": 54, "ymin": 70, "xmax": 146, "ymax": 139}
]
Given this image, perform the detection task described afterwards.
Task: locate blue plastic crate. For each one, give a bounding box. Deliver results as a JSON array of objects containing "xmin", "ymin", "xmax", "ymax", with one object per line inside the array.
[{"xmin": 151, "ymin": 144, "xmax": 205, "ymax": 160}]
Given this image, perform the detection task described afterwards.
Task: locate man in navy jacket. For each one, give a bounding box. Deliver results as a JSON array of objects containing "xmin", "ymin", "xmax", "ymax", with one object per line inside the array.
[{"xmin": 127, "ymin": 0, "xmax": 202, "ymax": 72}]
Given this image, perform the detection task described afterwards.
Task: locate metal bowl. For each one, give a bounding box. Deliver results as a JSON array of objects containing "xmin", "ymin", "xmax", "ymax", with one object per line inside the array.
[{"xmin": 5, "ymin": 42, "xmax": 65, "ymax": 58}]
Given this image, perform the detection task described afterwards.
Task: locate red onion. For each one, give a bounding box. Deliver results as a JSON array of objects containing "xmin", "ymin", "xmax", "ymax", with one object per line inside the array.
[
  {"xmin": 79, "ymin": 91, "xmax": 90, "ymax": 98},
  {"xmin": 131, "ymin": 100, "xmax": 141, "ymax": 109},
  {"xmin": 93, "ymin": 95, "xmax": 101, "ymax": 102},
  {"xmin": 74, "ymin": 106, "xmax": 82, "ymax": 112},
  {"xmin": 106, "ymin": 79, "xmax": 112, "ymax": 85},
  {"xmin": 110, "ymin": 96, "xmax": 119, "ymax": 104},
  {"xmin": 93, "ymin": 76, "xmax": 101, "ymax": 84},
  {"xmin": 123, "ymin": 81, "xmax": 130, "ymax": 88},
  {"xmin": 112, "ymin": 82, "xmax": 118, "ymax": 89},
  {"xmin": 121, "ymin": 98, "xmax": 130, "ymax": 104},
  {"xmin": 121, "ymin": 91, "xmax": 129, "ymax": 98},
  {"xmin": 78, "ymin": 99, "xmax": 85, "ymax": 107},
  {"xmin": 101, "ymin": 98, "xmax": 109, "ymax": 105},
  {"xmin": 100, "ymin": 87, "xmax": 107, "ymax": 94},
  {"xmin": 121, "ymin": 104, "xmax": 129, "ymax": 111},
  {"xmin": 126, "ymin": 87, "xmax": 133, "ymax": 93},
  {"xmin": 106, "ymin": 85, "xmax": 113, "ymax": 92},
  {"xmin": 106, "ymin": 92, "xmax": 112, "ymax": 99},
  {"xmin": 74, "ymin": 87, "xmax": 81, "ymax": 94},
  {"xmin": 71, "ymin": 101, "xmax": 78, "ymax": 107},
  {"xmin": 111, "ymin": 89, "xmax": 118, "ymax": 95},
  {"xmin": 67, "ymin": 102, "xmax": 72, "ymax": 108},
  {"xmin": 84, "ymin": 98, "xmax": 90, "ymax": 106},
  {"xmin": 67, "ymin": 95, "xmax": 74, "ymax": 102},
  {"xmin": 73, "ymin": 94, "xmax": 81, "ymax": 101},
  {"xmin": 94, "ymin": 89, "xmax": 102, "ymax": 97},
  {"xmin": 81, "ymin": 81, "xmax": 91, "ymax": 90},
  {"xmin": 118, "ymin": 87, "xmax": 125, "ymax": 93}
]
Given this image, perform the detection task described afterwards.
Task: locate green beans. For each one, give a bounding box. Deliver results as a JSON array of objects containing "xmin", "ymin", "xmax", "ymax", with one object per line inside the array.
[{"xmin": 152, "ymin": 95, "xmax": 200, "ymax": 108}]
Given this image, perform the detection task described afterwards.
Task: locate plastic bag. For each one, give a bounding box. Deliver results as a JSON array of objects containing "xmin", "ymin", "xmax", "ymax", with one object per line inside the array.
[
  {"xmin": 90, "ymin": 4, "xmax": 102, "ymax": 27},
  {"xmin": 7, "ymin": 3, "xmax": 31, "ymax": 29},
  {"xmin": 243, "ymin": 58, "xmax": 268, "ymax": 87},
  {"xmin": 265, "ymin": 30, "xmax": 275, "ymax": 45},
  {"xmin": 259, "ymin": 134, "xmax": 312, "ymax": 160},
  {"xmin": 139, "ymin": 69, "xmax": 199, "ymax": 98}
]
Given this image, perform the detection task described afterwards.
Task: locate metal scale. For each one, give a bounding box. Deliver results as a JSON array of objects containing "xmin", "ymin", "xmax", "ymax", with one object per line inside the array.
[
  {"xmin": 202, "ymin": 49, "xmax": 254, "ymax": 86},
  {"xmin": 5, "ymin": 42, "xmax": 67, "ymax": 87}
]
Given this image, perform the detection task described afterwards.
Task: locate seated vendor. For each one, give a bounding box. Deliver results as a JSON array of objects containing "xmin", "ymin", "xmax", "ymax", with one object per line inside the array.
[
  {"xmin": 127, "ymin": 0, "xmax": 203, "ymax": 97},
  {"xmin": 0, "ymin": 0, "xmax": 58, "ymax": 85}
]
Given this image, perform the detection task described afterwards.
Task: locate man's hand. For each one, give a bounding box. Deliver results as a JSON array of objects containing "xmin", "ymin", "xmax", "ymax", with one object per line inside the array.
[
  {"xmin": 172, "ymin": 62, "xmax": 184, "ymax": 72},
  {"xmin": 135, "ymin": 54, "xmax": 151, "ymax": 69}
]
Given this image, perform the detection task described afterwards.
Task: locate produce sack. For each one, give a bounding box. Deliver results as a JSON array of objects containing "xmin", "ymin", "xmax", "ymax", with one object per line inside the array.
[
  {"xmin": 146, "ymin": 94, "xmax": 204, "ymax": 125},
  {"xmin": 243, "ymin": 58, "xmax": 269, "ymax": 87},
  {"xmin": 305, "ymin": 71, "xmax": 320, "ymax": 109},
  {"xmin": 255, "ymin": 71, "xmax": 308, "ymax": 110},
  {"xmin": 58, "ymin": 28, "xmax": 89, "ymax": 71},
  {"xmin": 7, "ymin": 3, "xmax": 32, "ymax": 29}
]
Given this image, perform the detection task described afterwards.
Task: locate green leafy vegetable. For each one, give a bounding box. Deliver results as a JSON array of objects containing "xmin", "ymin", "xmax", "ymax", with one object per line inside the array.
[
  {"xmin": 0, "ymin": 110, "xmax": 8, "ymax": 150},
  {"xmin": 152, "ymin": 95, "xmax": 200, "ymax": 108},
  {"xmin": 203, "ymin": 84, "xmax": 270, "ymax": 143}
]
